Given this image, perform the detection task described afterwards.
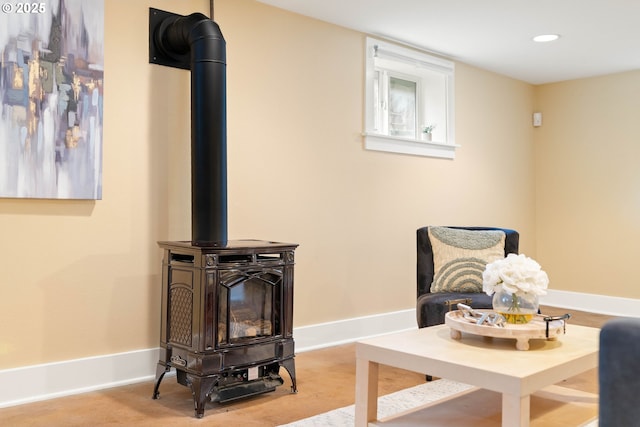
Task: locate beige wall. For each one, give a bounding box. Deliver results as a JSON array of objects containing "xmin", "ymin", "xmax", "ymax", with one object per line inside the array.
[
  {"xmin": 0, "ymin": 0, "xmax": 536, "ymax": 369},
  {"xmin": 534, "ymin": 71, "xmax": 640, "ymax": 299},
  {"xmin": 218, "ymin": 0, "xmax": 536, "ymax": 323},
  {"xmin": 0, "ymin": 0, "xmax": 207, "ymax": 369}
]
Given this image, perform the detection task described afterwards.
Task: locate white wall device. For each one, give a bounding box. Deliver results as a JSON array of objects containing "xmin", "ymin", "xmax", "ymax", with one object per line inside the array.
[{"xmin": 533, "ymin": 112, "xmax": 542, "ymax": 127}]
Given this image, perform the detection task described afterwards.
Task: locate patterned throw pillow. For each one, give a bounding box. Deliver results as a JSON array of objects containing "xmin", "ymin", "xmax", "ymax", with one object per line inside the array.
[{"xmin": 429, "ymin": 227, "xmax": 506, "ymax": 293}]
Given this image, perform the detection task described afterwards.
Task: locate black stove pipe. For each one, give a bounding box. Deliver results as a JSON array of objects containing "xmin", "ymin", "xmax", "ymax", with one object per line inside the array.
[{"xmin": 152, "ymin": 11, "xmax": 227, "ymax": 246}]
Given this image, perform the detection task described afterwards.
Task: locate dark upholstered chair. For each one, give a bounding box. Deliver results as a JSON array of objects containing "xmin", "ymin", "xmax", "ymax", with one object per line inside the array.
[
  {"xmin": 416, "ymin": 226, "xmax": 519, "ymax": 328},
  {"xmin": 598, "ymin": 317, "xmax": 640, "ymax": 427}
]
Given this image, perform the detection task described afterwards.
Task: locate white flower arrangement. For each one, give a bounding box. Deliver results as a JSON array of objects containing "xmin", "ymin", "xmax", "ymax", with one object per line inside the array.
[{"xmin": 482, "ymin": 253, "xmax": 549, "ymax": 297}]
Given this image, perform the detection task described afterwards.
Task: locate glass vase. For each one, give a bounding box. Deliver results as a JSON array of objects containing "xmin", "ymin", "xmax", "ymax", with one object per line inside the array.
[{"xmin": 492, "ymin": 288, "xmax": 539, "ymax": 324}]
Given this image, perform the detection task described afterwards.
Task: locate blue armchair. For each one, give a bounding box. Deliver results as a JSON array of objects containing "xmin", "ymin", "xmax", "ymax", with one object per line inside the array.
[
  {"xmin": 416, "ymin": 226, "xmax": 520, "ymax": 328},
  {"xmin": 598, "ymin": 317, "xmax": 640, "ymax": 426}
]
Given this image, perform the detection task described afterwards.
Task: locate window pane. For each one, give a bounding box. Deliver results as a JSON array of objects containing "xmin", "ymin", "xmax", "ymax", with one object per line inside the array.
[
  {"xmin": 373, "ymin": 70, "xmax": 381, "ymax": 132},
  {"xmin": 388, "ymin": 77, "xmax": 416, "ymax": 138}
]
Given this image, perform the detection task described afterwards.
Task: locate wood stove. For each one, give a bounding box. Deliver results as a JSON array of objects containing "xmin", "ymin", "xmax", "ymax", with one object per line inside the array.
[
  {"xmin": 148, "ymin": 9, "xmax": 298, "ymax": 417},
  {"xmin": 152, "ymin": 239, "xmax": 298, "ymax": 418}
]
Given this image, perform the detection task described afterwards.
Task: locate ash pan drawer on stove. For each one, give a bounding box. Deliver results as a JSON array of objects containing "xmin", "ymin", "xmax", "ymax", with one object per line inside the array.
[{"xmin": 222, "ymin": 341, "xmax": 285, "ymax": 369}]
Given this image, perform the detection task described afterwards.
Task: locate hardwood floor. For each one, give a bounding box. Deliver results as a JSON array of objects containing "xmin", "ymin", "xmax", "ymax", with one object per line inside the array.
[{"xmin": 0, "ymin": 306, "xmax": 612, "ymax": 426}]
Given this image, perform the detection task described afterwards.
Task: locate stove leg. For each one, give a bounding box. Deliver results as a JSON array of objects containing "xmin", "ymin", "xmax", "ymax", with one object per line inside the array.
[
  {"xmin": 281, "ymin": 358, "xmax": 297, "ymax": 393},
  {"xmin": 186, "ymin": 374, "xmax": 218, "ymax": 418},
  {"xmin": 152, "ymin": 362, "xmax": 170, "ymax": 399}
]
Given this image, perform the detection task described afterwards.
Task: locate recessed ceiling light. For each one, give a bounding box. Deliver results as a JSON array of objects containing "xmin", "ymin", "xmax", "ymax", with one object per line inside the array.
[{"xmin": 533, "ymin": 34, "xmax": 560, "ymax": 43}]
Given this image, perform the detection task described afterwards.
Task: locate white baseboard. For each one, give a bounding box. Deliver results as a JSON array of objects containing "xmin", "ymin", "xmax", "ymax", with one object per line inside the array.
[
  {"xmin": 0, "ymin": 309, "xmax": 417, "ymax": 409},
  {"xmin": 0, "ymin": 348, "xmax": 160, "ymax": 409},
  {"xmin": 293, "ymin": 308, "xmax": 417, "ymax": 353},
  {"xmin": 541, "ymin": 289, "xmax": 640, "ymax": 318},
  {"xmin": 1, "ymin": 291, "xmax": 637, "ymax": 409}
]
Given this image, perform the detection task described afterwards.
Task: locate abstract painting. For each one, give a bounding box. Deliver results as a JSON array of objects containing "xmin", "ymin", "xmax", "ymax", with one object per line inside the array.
[{"xmin": 0, "ymin": 0, "xmax": 104, "ymax": 199}]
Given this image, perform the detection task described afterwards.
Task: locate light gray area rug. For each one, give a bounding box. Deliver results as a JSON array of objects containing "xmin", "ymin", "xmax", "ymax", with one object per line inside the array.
[
  {"xmin": 278, "ymin": 379, "xmax": 600, "ymax": 427},
  {"xmin": 277, "ymin": 379, "xmax": 474, "ymax": 427}
]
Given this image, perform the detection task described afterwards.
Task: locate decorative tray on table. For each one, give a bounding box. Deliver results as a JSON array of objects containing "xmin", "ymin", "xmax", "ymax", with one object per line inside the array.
[{"xmin": 444, "ymin": 306, "xmax": 570, "ymax": 350}]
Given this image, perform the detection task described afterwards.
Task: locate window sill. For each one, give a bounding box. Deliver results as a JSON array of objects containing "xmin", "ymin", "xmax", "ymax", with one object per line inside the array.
[{"xmin": 363, "ymin": 132, "xmax": 459, "ymax": 159}]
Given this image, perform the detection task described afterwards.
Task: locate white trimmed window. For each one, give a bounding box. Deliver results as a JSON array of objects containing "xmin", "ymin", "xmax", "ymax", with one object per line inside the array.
[{"xmin": 364, "ymin": 37, "xmax": 457, "ymax": 159}]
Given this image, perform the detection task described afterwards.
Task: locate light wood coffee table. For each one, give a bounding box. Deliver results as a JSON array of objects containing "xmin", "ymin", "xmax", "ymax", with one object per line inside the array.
[{"xmin": 355, "ymin": 324, "xmax": 599, "ymax": 427}]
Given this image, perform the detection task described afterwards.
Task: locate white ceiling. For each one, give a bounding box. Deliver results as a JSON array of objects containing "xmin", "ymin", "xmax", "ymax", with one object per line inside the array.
[{"xmin": 257, "ymin": 0, "xmax": 640, "ymax": 85}]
